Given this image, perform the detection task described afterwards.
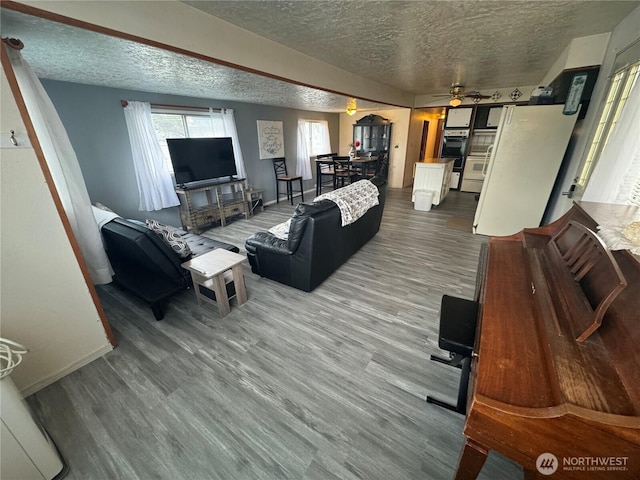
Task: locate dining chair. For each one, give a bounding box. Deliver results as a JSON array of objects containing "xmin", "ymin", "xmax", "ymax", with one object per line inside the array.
[
  {"xmin": 271, "ymin": 157, "xmax": 304, "ymax": 205},
  {"xmin": 315, "ymin": 153, "xmax": 337, "ymax": 195},
  {"xmin": 332, "ymin": 156, "xmax": 359, "ymax": 188},
  {"xmin": 362, "ymin": 154, "xmax": 381, "ymax": 179}
]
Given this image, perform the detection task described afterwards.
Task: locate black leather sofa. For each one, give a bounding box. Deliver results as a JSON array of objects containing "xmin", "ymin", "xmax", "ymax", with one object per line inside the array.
[
  {"xmin": 101, "ymin": 218, "xmax": 238, "ymax": 320},
  {"xmin": 245, "ymin": 176, "xmax": 387, "ymax": 292}
]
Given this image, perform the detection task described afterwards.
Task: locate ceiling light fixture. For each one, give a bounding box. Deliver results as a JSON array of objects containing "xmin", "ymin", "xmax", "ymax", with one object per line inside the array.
[
  {"xmin": 346, "ymin": 98, "xmax": 357, "ymax": 116},
  {"xmin": 446, "ymin": 83, "xmax": 466, "ymax": 107}
]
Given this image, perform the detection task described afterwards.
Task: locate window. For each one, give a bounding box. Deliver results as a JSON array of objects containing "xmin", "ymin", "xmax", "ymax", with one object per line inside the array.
[
  {"xmin": 296, "ymin": 120, "xmax": 331, "ymax": 179},
  {"xmin": 151, "ymin": 108, "xmax": 225, "ymax": 172},
  {"xmin": 578, "ymin": 61, "xmax": 640, "ymax": 188},
  {"xmin": 303, "ymin": 120, "xmax": 331, "ymax": 156}
]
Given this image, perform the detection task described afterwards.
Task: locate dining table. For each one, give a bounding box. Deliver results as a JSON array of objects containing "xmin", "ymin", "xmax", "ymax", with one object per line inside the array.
[{"xmin": 314, "ymin": 156, "xmax": 379, "ymax": 196}]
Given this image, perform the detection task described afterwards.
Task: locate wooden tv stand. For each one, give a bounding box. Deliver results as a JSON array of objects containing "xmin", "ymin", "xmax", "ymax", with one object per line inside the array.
[{"xmin": 175, "ymin": 178, "xmax": 249, "ymax": 233}]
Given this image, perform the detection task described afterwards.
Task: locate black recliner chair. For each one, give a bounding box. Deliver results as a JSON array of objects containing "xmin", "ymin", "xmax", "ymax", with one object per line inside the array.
[{"xmin": 101, "ymin": 218, "xmax": 238, "ymax": 320}]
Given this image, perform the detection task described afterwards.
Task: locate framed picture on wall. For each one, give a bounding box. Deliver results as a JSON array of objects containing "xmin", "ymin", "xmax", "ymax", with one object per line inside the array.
[{"xmin": 257, "ymin": 120, "xmax": 285, "ymax": 159}]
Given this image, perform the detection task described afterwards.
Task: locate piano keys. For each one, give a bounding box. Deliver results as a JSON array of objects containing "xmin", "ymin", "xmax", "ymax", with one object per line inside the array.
[{"xmin": 455, "ymin": 201, "xmax": 640, "ymax": 479}]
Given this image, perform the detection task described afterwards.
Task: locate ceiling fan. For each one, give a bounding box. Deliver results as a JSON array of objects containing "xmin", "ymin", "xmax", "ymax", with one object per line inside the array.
[{"xmin": 435, "ymin": 83, "xmax": 491, "ymax": 107}]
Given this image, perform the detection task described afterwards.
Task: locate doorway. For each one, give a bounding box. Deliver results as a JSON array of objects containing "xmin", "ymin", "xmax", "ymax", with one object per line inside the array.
[
  {"xmin": 419, "ymin": 121, "xmax": 429, "ymax": 162},
  {"xmin": 433, "ymin": 117, "xmax": 444, "ymax": 158}
]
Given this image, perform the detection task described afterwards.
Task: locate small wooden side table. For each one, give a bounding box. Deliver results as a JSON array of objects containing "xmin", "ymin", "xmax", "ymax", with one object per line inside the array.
[
  {"xmin": 245, "ymin": 189, "xmax": 264, "ymax": 217},
  {"xmin": 181, "ymin": 249, "xmax": 247, "ymax": 317}
]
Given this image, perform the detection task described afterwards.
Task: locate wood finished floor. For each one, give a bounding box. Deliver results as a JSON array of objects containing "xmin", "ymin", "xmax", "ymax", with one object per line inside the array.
[{"xmin": 27, "ymin": 187, "xmax": 522, "ymax": 480}]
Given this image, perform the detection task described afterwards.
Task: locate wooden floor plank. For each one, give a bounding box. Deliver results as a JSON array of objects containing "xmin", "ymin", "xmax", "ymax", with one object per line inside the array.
[{"xmin": 27, "ymin": 186, "xmax": 523, "ymax": 480}]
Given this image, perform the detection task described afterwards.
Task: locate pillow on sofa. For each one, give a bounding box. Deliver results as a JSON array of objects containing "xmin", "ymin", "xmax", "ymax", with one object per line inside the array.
[
  {"xmin": 268, "ymin": 219, "xmax": 291, "ymax": 240},
  {"xmin": 146, "ymin": 219, "xmax": 193, "ymax": 259}
]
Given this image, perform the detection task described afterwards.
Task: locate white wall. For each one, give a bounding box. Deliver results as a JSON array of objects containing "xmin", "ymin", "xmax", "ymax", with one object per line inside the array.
[
  {"xmin": 541, "ymin": 33, "xmax": 611, "ymax": 86},
  {"xmin": 20, "ymin": 0, "xmax": 414, "ymax": 109},
  {"xmin": 1, "ymin": 65, "xmax": 112, "ymax": 396},
  {"xmin": 339, "ymin": 108, "xmax": 412, "ymax": 188},
  {"xmin": 545, "ymin": 5, "xmax": 640, "ymax": 222}
]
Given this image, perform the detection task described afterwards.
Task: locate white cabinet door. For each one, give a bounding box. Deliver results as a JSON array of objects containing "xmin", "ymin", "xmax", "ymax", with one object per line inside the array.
[
  {"xmin": 445, "ymin": 108, "xmax": 473, "ymax": 127},
  {"xmin": 487, "ymin": 107, "xmax": 503, "ymax": 127}
]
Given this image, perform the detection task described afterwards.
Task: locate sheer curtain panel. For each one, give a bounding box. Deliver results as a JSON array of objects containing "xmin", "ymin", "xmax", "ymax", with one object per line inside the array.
[
  {"xmin": 5, "ymin": 46, "xmax": 113, "ymax": 284},
  {"xmin": 583, "ymin": 76, "xmax": 640, "ymax": 204},
  {"xmin": 297, "ymin": 120, "xmax": 331, "ymax": 180},
  {"xmin": 218, "ymin": 108, "xmax": 247, "ymax": 180},
  {"xmin": 315, "ymin": 120, "xmax": 331, "ymax": 156},
  {"xmin": 296, "ymin": 121, "xmax": 312, "ymax": 179},
  {"xmin": 123, "ymin": 101, "xmax": 180, "ymax": 211}
]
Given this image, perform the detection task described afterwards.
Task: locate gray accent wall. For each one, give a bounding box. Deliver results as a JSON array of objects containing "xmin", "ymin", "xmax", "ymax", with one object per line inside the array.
[{"xmin": 41, "ymin": 79, "xmax": 339, "ymax": 226}]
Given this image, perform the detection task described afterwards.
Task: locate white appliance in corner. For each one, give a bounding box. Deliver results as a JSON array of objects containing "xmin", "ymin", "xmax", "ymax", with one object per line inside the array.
[
  {"xmin": 0, "ymin": 339, "xmax": 66, "ymax": 480},
  {"xmin": 473, "ymin": 104, "xmax": 579, "ymax": 236}
]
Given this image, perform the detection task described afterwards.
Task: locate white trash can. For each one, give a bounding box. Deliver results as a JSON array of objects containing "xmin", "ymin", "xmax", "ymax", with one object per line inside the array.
[{"xmin": 414, "ymin": 189, "xmax": 434, "ymax": 211}]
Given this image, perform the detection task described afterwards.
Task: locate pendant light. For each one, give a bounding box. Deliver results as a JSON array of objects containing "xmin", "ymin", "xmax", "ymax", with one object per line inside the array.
[{"xmin": 346, "ymin": 98, "xmax": 357, "ymax": 116}]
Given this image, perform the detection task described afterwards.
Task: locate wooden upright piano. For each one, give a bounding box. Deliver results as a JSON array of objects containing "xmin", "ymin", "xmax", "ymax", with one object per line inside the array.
[{"xmin": 456, "ymin": 202, "xmax": 640, "ymax": 479}]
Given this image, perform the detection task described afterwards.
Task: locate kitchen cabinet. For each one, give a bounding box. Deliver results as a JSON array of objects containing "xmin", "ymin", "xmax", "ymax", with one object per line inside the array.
[
  {"xmin": 487, "ymin": 107, "xmax": 503, "ymax": 127},
  {"xmin": 412, "ymin": 158, "xmax": 454, "ymax": 206},
  {"xmin": 474, "ymin": 106, "xmax": 503, "ymax": 129},
  {"xmin": 445, "ymin": 107, "xmax": 473, "ymax": 128},
  {"xmin": 548, "ymin": 66, "xmax": 600, "ymax": 119}
]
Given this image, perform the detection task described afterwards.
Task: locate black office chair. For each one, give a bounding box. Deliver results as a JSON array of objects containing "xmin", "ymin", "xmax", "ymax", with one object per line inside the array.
[
  {"xmin": 271, "ymin": 157, "xmax": 304, "ymax": 205},
  {"xmin": 426, "ymin": 294, "xmax": 479, "ymax": 414},
  {"xmin": 332, "ymin": 156, "xmax": 359, "ymax": 188}
]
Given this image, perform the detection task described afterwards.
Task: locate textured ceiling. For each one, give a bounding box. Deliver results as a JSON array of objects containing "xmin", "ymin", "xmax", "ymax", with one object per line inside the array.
[
  {"xmin": 0, "ymin": 9, "xmax": 390, "ymax": 113},
  {"xmin": 1, "ymin": 1, "xmax": 638, "ymax": 112},
  {"xmin": 185, "ymin": 0, "xmax": 638, "ymax": 94}
]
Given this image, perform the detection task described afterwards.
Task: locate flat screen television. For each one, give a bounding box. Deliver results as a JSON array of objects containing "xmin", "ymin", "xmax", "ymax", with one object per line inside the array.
[{"xmin": 167, "ymin": 137, "xmax": 237, "ymax": 186}]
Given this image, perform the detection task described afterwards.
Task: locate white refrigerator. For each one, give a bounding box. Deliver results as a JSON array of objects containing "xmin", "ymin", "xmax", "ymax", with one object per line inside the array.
[{"xmin": 472, "ymin": 104, "xmax": 579, "ymax": 236}]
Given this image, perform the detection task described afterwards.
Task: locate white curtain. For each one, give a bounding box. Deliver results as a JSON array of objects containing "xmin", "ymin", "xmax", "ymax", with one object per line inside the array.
[
  {"xmin": 297, "ymin": 120, "xmax": 312, "ymax": 179},
  {"xmin": 122, "ymin": 101, "xmax": 180, "ymax": 211},
  {"xmin": 316, "ymin": 120, "xmax": 331, "ymax": 156},
  {"xmin": 296, "ymin": 120, "xmax": 330, "ymax": 180},
  {"xmin": 6, "ymin": 46, "xmax": 113, "ymax": 285},
  {"xmin": 583, "ymin": 75, "xmax": 640, "ymax": 204},
  {"xmin": 218, "ymin": 108, "xmax": 247, "ymax": 180}
]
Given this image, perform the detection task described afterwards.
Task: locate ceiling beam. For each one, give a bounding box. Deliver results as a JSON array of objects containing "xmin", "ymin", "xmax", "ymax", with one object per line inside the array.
[{"xmin": 7, "ymin": 0, "xmax": 415, "ymax": 108}]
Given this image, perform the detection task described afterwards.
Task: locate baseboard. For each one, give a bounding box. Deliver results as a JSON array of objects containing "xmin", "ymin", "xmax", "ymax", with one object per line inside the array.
[
  {"xmin": 20, "ymin": 343, "xmax": 114, "ymax": 397},
  {"xmin": 263, "ymin": 187, "xmax": 316, "ymax": 207}
]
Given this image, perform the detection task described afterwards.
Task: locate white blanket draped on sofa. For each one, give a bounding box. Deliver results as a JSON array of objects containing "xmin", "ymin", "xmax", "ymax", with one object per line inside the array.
[{"xmin": 314, "ymin": 180, "xmax": 379, "ymax": 226}]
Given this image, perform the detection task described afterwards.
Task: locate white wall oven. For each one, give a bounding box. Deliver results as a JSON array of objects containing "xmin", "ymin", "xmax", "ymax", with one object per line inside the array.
[
  {"xmin": 461, "ymin": 130, "xmax": 496, "ymax": 193},
  {"xmin": 461, "ymin": 155, "xmax": 487, "ymax": 193},
  {"xmin": 440, "ymin": 129, "xmax": 469, "ymax": 188}
]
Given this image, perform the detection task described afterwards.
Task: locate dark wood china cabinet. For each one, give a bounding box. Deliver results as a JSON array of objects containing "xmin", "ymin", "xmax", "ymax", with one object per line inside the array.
[{"xmin": 353, "ymin": 114, "xmax": 393, "ymax": 177}]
